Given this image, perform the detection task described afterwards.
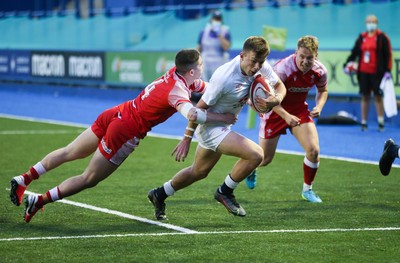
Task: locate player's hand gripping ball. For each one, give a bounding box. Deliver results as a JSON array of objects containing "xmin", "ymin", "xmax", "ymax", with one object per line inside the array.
[{"xmin": 249, "ymin": 75, "xmax": 275, "ymax": 113}]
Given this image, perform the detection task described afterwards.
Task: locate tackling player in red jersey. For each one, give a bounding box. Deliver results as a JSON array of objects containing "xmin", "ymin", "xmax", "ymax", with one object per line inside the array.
[
  {"xmin": 9, "ymin": 49, "xmax": 237, "ymax": 223},
  {"xmin": 246, "ymin": 35, "xmax": 328, "ymax": 203}
]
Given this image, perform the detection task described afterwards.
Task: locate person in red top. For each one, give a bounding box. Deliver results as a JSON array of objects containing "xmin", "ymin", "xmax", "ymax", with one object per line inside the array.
[
  {"xmin": 9, "ymin": 49, "xmax": 237, "ymax": 223},
  {"xmin": 245, "ymin": 35, "xmax": 328, "ymax": 203},
  {"xmin": 344, "ymin": 14, "xmax": 393, "ymax": 132}
]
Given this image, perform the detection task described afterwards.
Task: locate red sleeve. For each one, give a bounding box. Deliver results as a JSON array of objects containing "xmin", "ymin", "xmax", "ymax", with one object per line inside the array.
[{"xmin": 189, "ymin": 79, "xmax": 206, "ymax": 93}]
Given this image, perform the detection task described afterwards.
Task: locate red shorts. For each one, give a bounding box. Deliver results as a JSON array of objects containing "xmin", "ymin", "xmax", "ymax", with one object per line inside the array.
[
  {"xmin": 91, "ymin": 106, "xmax": 140, "ymax": 165},
  {"xmin": 259, "ymin": 108, "xmax": 314, "ymax": 139}
]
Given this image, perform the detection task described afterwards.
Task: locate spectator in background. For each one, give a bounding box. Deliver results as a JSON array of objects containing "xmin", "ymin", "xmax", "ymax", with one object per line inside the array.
[
  {"xmin": 379, "ymin": 138, "xmax": 400, "ymax": 176},
  {"xmin": 197, "ymin": 10, "xmax": 231, "ymax": 81},
  {"xmin": 344, "ymin": 14, "xmax": 392, "ymax": 132}
]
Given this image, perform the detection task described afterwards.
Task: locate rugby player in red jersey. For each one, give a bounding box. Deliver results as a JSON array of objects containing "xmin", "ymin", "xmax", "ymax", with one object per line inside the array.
[
  {"xmin": 10, "ymin": 49, "xmax": 237, "ymax": 223},
  {"xmin": 246, "ymin": 35, "xmax": 328, "ymax": 203}
]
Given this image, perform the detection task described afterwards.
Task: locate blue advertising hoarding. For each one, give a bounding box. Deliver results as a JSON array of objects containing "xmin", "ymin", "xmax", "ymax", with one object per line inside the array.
[{"xmin": 0, "ymin": 50, "xmax": 30, "ymax": 79}]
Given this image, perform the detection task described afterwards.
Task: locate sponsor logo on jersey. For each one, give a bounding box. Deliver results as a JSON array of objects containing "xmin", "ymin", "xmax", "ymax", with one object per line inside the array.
[
  {"xmin": 288, "ymin": 87, "xmax": 312, "ymax": 92},
  {"xmin": 101, "ymin": 138, "xmax": 112, "ymax": 154}
]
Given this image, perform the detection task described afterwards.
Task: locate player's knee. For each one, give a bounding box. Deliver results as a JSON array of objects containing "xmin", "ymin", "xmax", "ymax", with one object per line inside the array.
[
  {"xmin": 256, "ymin": 153, "xmax": 263, "ymax": 166},
  {"xmin": 307, "ymin": 147, "xmax": 320, "ymax": 162},
  {"xmin": 259, "ymin": 156, "xmax": 273, "ymax": 167},
  {"xmin": 250, "ymin": 148, "xmax": 263, "ymax": 166}
]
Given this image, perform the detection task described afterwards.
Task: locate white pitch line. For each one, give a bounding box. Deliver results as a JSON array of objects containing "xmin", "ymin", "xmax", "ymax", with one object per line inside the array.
[
  {"xmin": 1, "ymin": 227, "xmax": 400, "ymax": 242},
  {"xmin": 0, "ymin": 130, "xmax": 83, "ymax": 135},
  {"xmin": 22, "ymin": 190, "xmax": 199, "ymax": 234},
  {"xmin": 0, "ymin": 113, "xmax": 89, "ymax": 128}
]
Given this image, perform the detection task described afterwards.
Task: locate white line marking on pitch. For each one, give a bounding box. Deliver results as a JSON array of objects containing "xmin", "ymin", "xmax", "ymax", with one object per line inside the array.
[
  {"xmin": 0, "ymin": 113, "xmax": 89, "ymax": 128},
  {"xmin": 17, "ymin": 190, "xmax": 199, "ymax": 234},
  {"xmin": 1, "ymin": 227, "xmax": 399, "ymax": 242},
  {"xmin": 0, "ymin": 130, "xmax": 83, "ymax": 135}
]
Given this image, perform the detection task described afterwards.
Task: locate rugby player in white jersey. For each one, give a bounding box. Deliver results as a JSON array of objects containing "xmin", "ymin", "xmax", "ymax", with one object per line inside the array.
[{"xmin": 148, "ymin": 36, "xmax": 286, "ymax": 219}]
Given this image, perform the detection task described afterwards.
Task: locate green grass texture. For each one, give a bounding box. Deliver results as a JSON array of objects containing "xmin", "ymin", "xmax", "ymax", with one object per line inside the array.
[{"xmin": 1, "ymin": 117, "xmax": 399, "ymax": 262}]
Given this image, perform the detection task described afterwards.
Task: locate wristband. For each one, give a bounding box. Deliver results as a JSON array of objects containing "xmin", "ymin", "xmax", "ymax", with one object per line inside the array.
[
  {"xmin": 184, "ymin": 134, "xmax": 193, "ymax": 139},
  {"xmin": 195, "ymin": 109, "xmax": 207, "ymax": 124}
]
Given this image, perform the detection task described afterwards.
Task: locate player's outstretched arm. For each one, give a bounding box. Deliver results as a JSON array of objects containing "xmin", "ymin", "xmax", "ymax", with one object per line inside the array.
[
  {"xmin": 178, "ymin": 101, "xmax": 237, "ymax": 125},
  {"xmin": 171, "ymin": 121, "xmax": 197, "ymax": 162}
]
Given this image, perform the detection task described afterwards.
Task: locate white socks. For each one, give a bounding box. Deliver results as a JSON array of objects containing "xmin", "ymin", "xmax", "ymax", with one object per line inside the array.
[
  {"xmin": 163, "ymin": 180, "xmax": 175, "ymax": 196},
  {"xmin": 224, "ymin": 174, "xmax": 239, "ymax": 189},
  {"xmin": 303, "ymin": 183, "xmax": 312, "ymax": 192}
]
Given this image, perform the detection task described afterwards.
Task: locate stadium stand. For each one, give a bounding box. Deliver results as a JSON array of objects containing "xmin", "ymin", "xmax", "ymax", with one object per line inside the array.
[
  {"xmin": 0, "ymin": 1, "xmax": 398, "ymax": 50},
  {"xmin": 0, "ymin": 0, "xmax": 397, "ymax": 19}
]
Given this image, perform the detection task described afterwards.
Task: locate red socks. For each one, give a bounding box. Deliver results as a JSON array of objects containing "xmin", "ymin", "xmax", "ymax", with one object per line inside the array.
[
  {"xmin": 22, "ymin": 173, "xmax": 32, "ymax": 186},
  {"xmin": 21, "ymin": 166, "xmax": 41, "ymax": 186},
  {"xmin": 303, "ymin": 158, "xmax": 319, "ymax": 185},
  {"xmin": 36, "ymin": 195, "xmax": 44, "ymax": 208},
  {"xmin": 29, "ymin": 167, "xmax": 40, "ymax": 180},
  {"xmin": 303, "ymin": 163, "xmax": 317, "ymax": 185}
]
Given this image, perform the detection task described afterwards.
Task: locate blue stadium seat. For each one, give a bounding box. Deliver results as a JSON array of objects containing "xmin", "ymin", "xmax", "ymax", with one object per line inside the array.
[{"xmin": 104, "ymin": 0, "xmax": 138, "ymax": 17}]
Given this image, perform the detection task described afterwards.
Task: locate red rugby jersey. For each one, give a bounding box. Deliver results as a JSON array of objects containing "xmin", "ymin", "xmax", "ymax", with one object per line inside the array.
[
  {"xmin": 119, "ymin": 67, "xmax": 205, "ymax": 138},
  {"xmin": 273, "ymin": 54, "xmax": 328, "ymax": 113}
]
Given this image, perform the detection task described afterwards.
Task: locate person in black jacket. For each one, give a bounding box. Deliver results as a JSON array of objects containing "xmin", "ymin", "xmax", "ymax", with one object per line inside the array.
[{"xmin": 344, "ymin": 14, "xmax": 392, "ymax": 132}]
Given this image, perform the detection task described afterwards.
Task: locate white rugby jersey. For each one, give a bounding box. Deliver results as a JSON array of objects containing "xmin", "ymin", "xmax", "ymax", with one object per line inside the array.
[{"xmin": 201, "ymin": 55, "xmax": 279, "ymax": 118}]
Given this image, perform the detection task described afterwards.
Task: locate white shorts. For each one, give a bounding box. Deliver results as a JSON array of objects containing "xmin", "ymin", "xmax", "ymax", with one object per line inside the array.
[{"xmin": 195, "ymin": 124, "xmax": 231, "ymax": 152}]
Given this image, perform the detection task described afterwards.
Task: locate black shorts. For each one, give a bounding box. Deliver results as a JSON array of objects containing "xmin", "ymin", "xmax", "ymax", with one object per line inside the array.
[{"xmin": 357, "ymin": 72, "xmax": 383, "ymax": 96}]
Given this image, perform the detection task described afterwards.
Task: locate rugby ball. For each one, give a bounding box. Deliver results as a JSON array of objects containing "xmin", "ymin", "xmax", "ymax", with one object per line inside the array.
[{"xmin": 249, "ymin": 75, "xmax": 275, "ymax": 113}]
